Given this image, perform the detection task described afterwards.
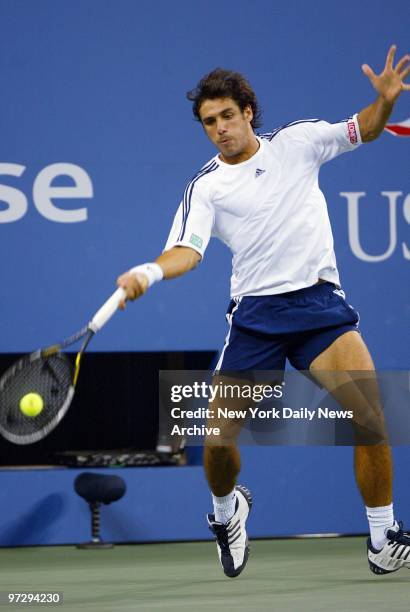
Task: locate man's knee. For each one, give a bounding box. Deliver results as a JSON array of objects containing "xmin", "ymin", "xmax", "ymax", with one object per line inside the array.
[{"xmin": 204, "ymin": 430, "xmax": 238, "ymax": 448}]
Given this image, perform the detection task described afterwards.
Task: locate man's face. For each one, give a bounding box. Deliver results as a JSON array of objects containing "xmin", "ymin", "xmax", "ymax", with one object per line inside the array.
[{"xmin": 198, "ymin": 97, "xmax": 255, "ymax": 162}]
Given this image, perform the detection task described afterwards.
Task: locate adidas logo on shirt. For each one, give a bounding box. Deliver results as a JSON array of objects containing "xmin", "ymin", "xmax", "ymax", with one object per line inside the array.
[{"xmin": 255, "ymin": 168, "xmax": 266, "ymax": 178}]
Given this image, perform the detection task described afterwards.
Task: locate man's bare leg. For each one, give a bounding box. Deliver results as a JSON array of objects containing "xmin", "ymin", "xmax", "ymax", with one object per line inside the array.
[
  {"xmin": 310, "ymin": 330, "xmax": 394, "ymax": 549},
  {"xmin": 204, "ymin": 375, "xmax": 250, "ymax": 502},
  {"xmin": 204, "ymin": 445, "xmax": 241, "ymax": 497},
  {"xmin": 203, "ymin": 375, "xmax": 253, "ymax": 578}
]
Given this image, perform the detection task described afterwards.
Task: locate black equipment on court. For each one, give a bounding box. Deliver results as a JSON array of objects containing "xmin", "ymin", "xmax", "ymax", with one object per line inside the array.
[
  {"xmin": 53, "ymin": 448, "xmax": 183, "ymax": 467},
  {"xmin": 74, "ymin": 472, "xmax": 126, "ymax": 549}
]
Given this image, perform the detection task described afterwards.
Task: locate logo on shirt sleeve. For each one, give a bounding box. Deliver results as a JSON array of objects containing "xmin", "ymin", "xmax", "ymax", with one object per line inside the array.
[
  {"xmin": 189, "ymin": 233, "xmax": 203, "ymax": 249},
  {"xmin": 347, "ymin": 120, "xmax": 358, "ymax": 144}
]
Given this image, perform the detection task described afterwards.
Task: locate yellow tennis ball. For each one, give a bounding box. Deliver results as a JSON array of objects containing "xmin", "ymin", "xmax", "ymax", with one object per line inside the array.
[{"xmin": 19, "ymin": 392, "xmax": 44, "ymax": 417}]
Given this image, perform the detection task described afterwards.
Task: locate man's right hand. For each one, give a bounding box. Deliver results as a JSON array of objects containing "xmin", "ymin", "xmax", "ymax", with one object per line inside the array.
[
  {"xmin": 116, "ymin": 271, "xmax": 149, "ymax": 309},
  {"xmin": 115, "ymin": 247, "xmax": 200, "ymax": 310}
]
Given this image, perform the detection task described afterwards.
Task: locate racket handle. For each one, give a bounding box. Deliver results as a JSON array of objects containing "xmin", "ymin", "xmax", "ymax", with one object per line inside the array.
[{"xmin": 89, "ymin": 287, "xmax": 127, "ymax": 332}]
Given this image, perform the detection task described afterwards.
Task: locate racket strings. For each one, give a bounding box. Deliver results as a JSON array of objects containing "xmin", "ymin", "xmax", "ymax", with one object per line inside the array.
[{"xmin": 0, "ymin": 354, "xmax": 73, "ymax": 440}]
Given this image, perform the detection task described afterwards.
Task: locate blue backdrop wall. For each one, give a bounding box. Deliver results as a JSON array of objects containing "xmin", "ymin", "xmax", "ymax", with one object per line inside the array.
[{"xmin": 0, "ymin": 0, "xmax": 409, "ymax": 367}]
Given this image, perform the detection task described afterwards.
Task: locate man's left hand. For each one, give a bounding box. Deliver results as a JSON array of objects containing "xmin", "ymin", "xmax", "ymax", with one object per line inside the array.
[{"xmin": 362, "ymin": 45, "xmax": 410, "ymax": 105}]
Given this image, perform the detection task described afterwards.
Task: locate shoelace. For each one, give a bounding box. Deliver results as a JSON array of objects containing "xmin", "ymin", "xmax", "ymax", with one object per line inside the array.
[
  {"xmin": 211, "ymin": 523, "xmax": 230, "ymax": 553},
  {"xmin": 387, "ymin": 521, "xmax": 410, "ymax": 546}
]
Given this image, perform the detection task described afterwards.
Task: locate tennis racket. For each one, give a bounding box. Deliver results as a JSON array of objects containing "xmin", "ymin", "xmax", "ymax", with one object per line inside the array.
[{"xmin": 0, "ymin": 287, "xmax": 126, "ymax": 445}]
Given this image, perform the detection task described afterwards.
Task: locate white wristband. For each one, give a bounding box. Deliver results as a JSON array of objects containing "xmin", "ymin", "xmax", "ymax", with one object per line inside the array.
[{"xmin": 129, "ymin": 262, "xmax": 163, "ymax": 288}]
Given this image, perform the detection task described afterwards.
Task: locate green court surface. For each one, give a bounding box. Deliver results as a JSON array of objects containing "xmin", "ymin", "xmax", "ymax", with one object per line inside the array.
[{"xmin": 0, "ymin": 538, "xmax": 409, "ymax": 611}]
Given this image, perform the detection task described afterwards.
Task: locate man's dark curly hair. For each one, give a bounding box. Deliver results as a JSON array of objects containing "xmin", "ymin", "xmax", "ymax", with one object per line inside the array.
[{"xmin": 186, "ymin": 68, "xmax": 262, "ymax": 130}]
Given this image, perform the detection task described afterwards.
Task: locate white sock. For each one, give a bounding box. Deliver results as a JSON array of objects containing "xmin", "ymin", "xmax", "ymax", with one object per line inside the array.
[
  {"xmin": 212, "ymin": 489, "xmax": 236, "ymax": 524},
  {"xmin": 366, "ymin": 503, "xmax": 395, "ymax": 550}
]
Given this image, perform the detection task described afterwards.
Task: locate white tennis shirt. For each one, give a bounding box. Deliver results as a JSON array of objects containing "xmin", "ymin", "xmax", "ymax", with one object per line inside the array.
[{"xmin": 164, "ymin": 115, "xmax": 362, "ymax": 297}]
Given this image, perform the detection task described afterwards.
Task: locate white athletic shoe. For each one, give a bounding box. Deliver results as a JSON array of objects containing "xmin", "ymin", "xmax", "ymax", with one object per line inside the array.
[
  {"xmin": 207, "ymin": 485, "xmax": 252, "ymax": 578},
  {"xmin": 367, "ymin": 521, "xmax": 410, "ymax": 574}
]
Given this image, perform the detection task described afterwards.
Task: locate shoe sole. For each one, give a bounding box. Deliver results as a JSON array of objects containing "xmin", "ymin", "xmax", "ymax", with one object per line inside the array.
[
  {"xmin": 368, "ymin": 559, "xmax": 399, "ymax": 575},
  {"xmin": 367, "ymin": 538, "xmax": 401, "ymax": 575}
]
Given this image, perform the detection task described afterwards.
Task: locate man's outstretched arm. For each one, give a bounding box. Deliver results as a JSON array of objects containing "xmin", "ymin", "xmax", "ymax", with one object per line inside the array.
[
  {"xmin": 116, "ymin": 246, "xmax": 201, "ymax": 308},
  {"xmin": 358, "ymin": 44, "xmax": 410, "ymax": 142}
]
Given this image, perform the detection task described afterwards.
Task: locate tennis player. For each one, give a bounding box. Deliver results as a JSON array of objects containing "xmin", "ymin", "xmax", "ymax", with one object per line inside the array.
[{"xmin": 117, "ymin": 45, "xmax": 410, "ymax": 578}]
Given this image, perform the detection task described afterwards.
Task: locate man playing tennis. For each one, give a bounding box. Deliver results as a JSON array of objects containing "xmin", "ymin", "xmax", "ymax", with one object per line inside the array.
[{"xmin": 117, "ymin": 45, "xmax": 410, "ymax": 578}]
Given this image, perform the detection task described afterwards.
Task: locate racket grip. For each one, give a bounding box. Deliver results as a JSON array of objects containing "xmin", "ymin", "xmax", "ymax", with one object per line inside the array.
[{"xmin": 89, "ymin": 287, "xmax": 127, "ymax": 332}]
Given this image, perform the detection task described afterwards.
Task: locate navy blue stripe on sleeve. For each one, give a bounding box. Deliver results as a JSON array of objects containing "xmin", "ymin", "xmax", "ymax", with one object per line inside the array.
[
  {"xmin": 259, "ymin": 118, "xmax": 321, "ymax": 142},
  {"xmin": 177, "ymin": 160, "xmax": 218, "ymax": 242}
]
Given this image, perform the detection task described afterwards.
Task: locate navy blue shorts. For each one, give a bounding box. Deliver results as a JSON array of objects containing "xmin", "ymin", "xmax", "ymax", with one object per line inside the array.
[{"xmin": 215, "ymin": 282, "xmax": 360, "ymax": 372}]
